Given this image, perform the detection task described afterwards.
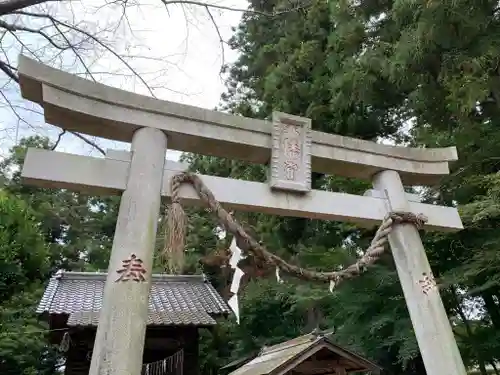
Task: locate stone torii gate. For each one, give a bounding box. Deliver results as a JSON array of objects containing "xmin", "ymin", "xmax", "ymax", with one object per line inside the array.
[{"xmin": 18, "ymin": 55, "xmax": 465, "ymax": 375}]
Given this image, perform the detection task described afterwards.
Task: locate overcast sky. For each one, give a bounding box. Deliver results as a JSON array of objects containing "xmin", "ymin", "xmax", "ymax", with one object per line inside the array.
[{"xmin": 0, "ymin": 0, "xmax": 247, "ymax": 161}]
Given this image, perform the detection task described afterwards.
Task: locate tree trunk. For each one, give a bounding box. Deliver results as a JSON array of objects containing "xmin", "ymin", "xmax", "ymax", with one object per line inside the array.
[
  {"xmin": 490, "ymin": 361, "xmax": 500, "ymax": 375},
  {"xmin": 482, "ymin": 293, "xmax": 500, "ymax": 329}
]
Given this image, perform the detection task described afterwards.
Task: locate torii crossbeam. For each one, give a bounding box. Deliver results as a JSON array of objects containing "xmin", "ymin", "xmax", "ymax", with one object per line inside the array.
[{"xmin": 18, "ymin": 55, "xmax": 466, "ymax": 375}]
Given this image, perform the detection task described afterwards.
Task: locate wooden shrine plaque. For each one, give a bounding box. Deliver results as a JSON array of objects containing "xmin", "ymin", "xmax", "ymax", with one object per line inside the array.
[{"xmin": 270, "ymin": 111, "xmax": 312, "ymax": 193}]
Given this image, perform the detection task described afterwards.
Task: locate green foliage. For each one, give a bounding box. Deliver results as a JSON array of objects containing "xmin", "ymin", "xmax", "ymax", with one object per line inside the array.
[
  {"xmin": 194, "ymin": 0, "xmax": 500, "ymax": 374},
  {"xmin": 0, "ymin": 191, "xmax": 59, "ymax": 375},
  {"xmin": 0, "ymin": 138, "xmax": 120, "ymax": 374},
  {"xmin": 0, "ymin": 190, "xmax": 50, "ymax": 300},
  {"xmin": 1, "ymin": 136, "xmax": 120, "ymax": 272},
  {"xmin": 3, "ymin": 0, "xmax": 500, "ymax": 374}
]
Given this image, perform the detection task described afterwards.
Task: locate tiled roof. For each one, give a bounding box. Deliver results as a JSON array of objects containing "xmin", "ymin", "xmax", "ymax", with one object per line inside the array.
[
  {"xmin": 37, "ymin": 271, "xmax": 230, "ymax": 327},
  {"xmin": 227, "ymin": 332, "xmax": 381, "ymax": 375}
]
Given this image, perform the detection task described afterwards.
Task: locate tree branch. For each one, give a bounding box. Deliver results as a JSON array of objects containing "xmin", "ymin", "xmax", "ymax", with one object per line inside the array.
[
  {"xmin": 0, "ymin": 0, "xmax": 56, "ymax": 16},
  {"xmin": 14, "ymin": 10, "xmax": 155, "ymax": 97},
  {"xmin": 69, "ymin": 131, "xmax": 105, "ymax": 155},
  {"xmin": 205, "ymin": 5, "xmax": 225, "ymax": 78},
  {"xmin": 0, "ymin": 19, "xmax": 67, "ymax": 50},
  {"xmin": 51, "ymin": 130, "xmax": 66, "ymax": 150},
  {"xmin": 0, "ymin": 0, "xmax": 312, "ymax": 157},
  {"xmin": 0, "ymin": 60, "xmax": 18, "ymax": 82},
  {"xmin": 1, "ymin": 0, "xmax": 311, "ymax": 18},
  {"xmin": 161, "ymin": 0, "xmax": 311, "ymax": 16},
  {"xmin": 35, "ymin": 126, "xmax": 106, "ymax": 156}
]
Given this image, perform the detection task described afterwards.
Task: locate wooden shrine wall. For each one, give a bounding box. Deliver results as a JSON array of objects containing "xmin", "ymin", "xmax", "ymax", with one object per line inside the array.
[{"xmin": 63, "ymin": 327, "xmax": 199, "ymax": 375}]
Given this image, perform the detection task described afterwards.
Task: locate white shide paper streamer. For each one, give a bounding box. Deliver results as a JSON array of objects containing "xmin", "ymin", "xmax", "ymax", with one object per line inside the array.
[
  {"xmin": 275, "ymin": 266, "xmax": 283, "ymax": 284},
  {"xmin": 228, "ymin": 237, "xmax": 246, "ymax": 324}
]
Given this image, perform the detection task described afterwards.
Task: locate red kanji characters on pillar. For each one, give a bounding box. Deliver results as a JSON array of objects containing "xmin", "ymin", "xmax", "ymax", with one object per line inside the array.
[{"xmin": 116, "ymin": 253, "xmax": 147, "ymax": 282}]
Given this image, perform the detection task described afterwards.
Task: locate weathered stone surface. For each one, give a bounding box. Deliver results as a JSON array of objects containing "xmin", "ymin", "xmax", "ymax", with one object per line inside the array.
[
  {"xmin": 21, "ymin": 148, "xmax": 463, "ymax": 232},
  {"xmin": 87, "ymin": 127, "xmax": 167, "ymax": 375},
  {"xmin": 18, "ymin": 55, "xmax": 458, "ymax": 185},
  {"xmin": 373, "ymin": 170, "xmax": 467, "ymax": 375},
  {"xmin": 270, "ymin": 112, "xmax": 311, "ymax": 193}
]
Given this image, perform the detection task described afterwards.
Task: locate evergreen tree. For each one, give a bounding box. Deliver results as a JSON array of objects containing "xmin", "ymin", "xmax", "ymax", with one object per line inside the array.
[
  {"xmin": 189, "ymin": 0, "xmax": 500, "ymax": 373},
  {"xmin": 0, "ymin": 189, "xmax": 59, "ymax": 375},
  {"xmin": 3, "ymin": 1, "xmax": 500, "ymax": 374}
]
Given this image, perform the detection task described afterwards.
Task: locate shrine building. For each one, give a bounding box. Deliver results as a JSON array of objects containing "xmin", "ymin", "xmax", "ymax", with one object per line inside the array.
[
  {"xmin": 222, "ymin": 331, "xmax": 382, "ymax": 375},
  {"xmin": 36, "ymin": 270, "xmax": 230, "ymax": 375}
]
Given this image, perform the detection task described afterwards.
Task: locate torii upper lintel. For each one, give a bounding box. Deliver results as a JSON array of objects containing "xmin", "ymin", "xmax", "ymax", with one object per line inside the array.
[{"xmin": 18, "ymin": 55, "xmax": 457, "ymax": 186}]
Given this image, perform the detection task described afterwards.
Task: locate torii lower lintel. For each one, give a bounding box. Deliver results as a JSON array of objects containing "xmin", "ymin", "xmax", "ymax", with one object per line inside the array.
[{"xmin": 21, "ymin": 147, "xmax": 463, "ymax": 232}]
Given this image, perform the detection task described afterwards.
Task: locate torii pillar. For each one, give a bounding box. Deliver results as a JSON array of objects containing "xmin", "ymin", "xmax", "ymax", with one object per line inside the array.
[
  {"xmin": 89, "ymin": 127, "xmax": 167, "ymax": 375},
  {"xmin": 17, "ymin": 55, "xmax": 466, "ymax": 375}
]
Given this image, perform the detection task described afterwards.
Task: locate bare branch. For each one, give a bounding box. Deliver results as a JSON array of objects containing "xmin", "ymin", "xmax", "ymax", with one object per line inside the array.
[
  {"xmin": 0, "ymin": 0, "xmax": 312, "ymax": 18},
  {"xmin": 48, "ymin": 18, "xmax": 96, "ymax": 80},
  {"xmin": 204, "ymin": 5, "xmax": 225, "ymax": 78},
  {"xmin": 0, "ymin": 0, "xmax": 312, "ymax": 157},
  {"xmin": 0, "ymin": 0, "xmax": 56, "ymax": 16},
  {"xmin": 0, "ymin": 89, "xmax": 31, "ymax": 129},
  {"xmin": 0, "ymin": 88, "xmax": 45, "ymax": 146},
  {"xmin": 14, "ymin": 10, "xmax": 155, "ymax": 97},
  {"xmin": 0, "ymin": 19, "xmax": 67, "ymax": 50},
  {"xmin": 51, "ymin": 130, "xmax": 66, "ymax": 150},
  {"xmin": 68, "ymin": 131, "xmax": 105, "ymax": 155},
  {"xmin": 160, "ymin": 0, "xmax": 311, "ymax": 16},
  {"xmin": 0, "ymin": 60, "xmax": 18, "ymax": 82}
]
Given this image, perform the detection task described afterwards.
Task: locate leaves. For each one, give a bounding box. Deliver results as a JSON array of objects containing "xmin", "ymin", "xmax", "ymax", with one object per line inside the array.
[
  {"xmin": 195, "ymin": 0, "xmax": 500, "ymax": 373},
  {"xmin": 0, "ymin": 190, "xmax": 49, "ymax": 301},
  {"xmin": 0, "ymin": 191, "xmax": 59, "ymax": 375},
  {"xmin": 3, "ymin": 1, "xmax": 500, "ymax": 374}
]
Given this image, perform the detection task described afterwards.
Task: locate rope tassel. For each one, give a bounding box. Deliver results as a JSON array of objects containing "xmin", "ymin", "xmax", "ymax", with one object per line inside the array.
[{"xmin": 163, "ymin": 175, "xmax": 187, "ymax": 274}]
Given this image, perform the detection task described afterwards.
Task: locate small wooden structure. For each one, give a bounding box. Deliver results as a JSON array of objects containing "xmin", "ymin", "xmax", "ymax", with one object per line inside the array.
[
  {"xmin": 223, "ymin": 331, "xmax": 381, "ymax": 375},
  {"xmin": 37, "ymin": 271, "xmax": 230, "ymax": 375}
]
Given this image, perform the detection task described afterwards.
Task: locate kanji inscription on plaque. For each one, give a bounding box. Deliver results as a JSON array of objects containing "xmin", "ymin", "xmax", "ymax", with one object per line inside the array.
[
  {"xmin": 116, "ymin": 253, "xmax": 147, "ymax": 282},
  {"xmin": 270, "ymin": 111, "xmax": 311, "ymax": 193}
]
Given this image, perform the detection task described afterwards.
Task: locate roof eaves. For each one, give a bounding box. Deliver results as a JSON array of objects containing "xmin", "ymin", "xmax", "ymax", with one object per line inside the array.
[
  {"xmin": 204, "ymin": 281, "xmax": 231, "ymax": 314},
  {"xmin": 56, "ymin": 271, "xmax": 206, "ymax": 283},
  {"xmin": 36, "ymin": 272, "xmax": 61, "ymax": 313},
  {"xmin": 262, "ymin": 333, "xmax": 317, "ymax": 355},
  {"xmin": 266, "ymin": 339, "xmax": 328, "ymax": 375},
  {"xmin": 66, "ymin": 310, "xmax": 218, "ymax": 327},
  {"xmin": 220, "ymin": 352, "xmax": 259, "ymax": 371},
  {"xmin": 321, "ymin": 337, "xmax": 382, "ymax": 371}
]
